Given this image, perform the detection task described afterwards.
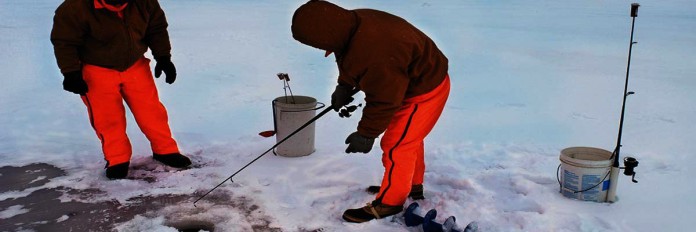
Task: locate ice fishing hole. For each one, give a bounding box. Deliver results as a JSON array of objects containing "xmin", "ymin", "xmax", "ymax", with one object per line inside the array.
[{"xmin": 169, "ymin": 220, "xmax": 215, "ymax": 232}]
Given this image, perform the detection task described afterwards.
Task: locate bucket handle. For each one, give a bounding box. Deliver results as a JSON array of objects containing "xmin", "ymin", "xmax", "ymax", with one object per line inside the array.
[
  {"xmin": 556, "ymin": 164, "xmax": 611, "ymax": 194},
  {"xmin": 277, "ymin": 102, "xmax": 326, "ymax": 113}
]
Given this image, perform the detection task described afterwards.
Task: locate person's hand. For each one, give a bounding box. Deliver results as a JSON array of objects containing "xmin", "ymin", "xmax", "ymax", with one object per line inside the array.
[
  {"xmin": 62, "ymin": 71, "xmax": 88, "ymax": 95},
  {"xmin": 154, "ymin": 56, "xmax": 176, "ymax": 84},
  {"xmin": 344, "ymin": 131, "xmax": 375, "ymax": 153},
  {"xmin": 331, "ymin": 84, "xmax": 354, "ymax": 111}
]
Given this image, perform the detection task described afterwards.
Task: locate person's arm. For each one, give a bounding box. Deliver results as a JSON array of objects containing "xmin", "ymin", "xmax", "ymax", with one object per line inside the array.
[
  {"xmin": 356, "ymin": 64, "xmax": 410, "ymax": 138},
  {"xmin": 50, "ymin": 2, "xmax": 85, "ymax": 74},
  {"xmin": 145, "ymin": 0, "xmax": 176, "ymax": 84},
  {"xmin": 144, "ymin": 0, "xmax": 171, "ymax": 59}
]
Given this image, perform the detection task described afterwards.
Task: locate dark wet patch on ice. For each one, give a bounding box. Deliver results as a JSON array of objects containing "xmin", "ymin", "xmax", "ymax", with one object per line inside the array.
[
  {"xmin": 0, "ymin": 163, "xmax": 65, "ymax": 192},
  {"xmin": 181, "ymin": 193, "xmax": 283, "ymax": 232},
  {"xmin": 0, "ymin": 163, "xmax": 284, "ymax": 232},
  {"xmin": 127, "ymin": 154, "xmax": 206, "ymax": 183},
  {"xmin": 0, "ymin": 187, "xmax": 193, "ymax": 231}
]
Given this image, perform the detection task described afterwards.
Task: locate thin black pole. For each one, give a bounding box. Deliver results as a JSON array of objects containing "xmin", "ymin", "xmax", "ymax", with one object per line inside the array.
[
  {"xmin": 194, "ymin": 90, "xmax": 358, "ymax": 206},
  {"xmin": 193, "ymin": 105, "xmax": 334, "ymax": 206},
  {"xmin": 614, "ymin": 3, "xmax": 640, "ymax": 168}
]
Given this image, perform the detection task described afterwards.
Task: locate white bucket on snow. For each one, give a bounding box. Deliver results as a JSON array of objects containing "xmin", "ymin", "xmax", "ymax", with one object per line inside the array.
[
  {"xmin": 272, "ymin": 96, "xmax": 321, "ymax": 157},
  {"xmin": 559, "ymin": 147, "xmax": 613, "ymax": 202}
]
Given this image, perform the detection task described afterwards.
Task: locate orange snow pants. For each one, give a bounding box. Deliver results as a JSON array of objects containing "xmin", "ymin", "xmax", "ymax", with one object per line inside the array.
[
  {"xmin": 375, "ymin": 75, "xmax": 450, "ymax": 206},
  {"xmin": 80, "ymin": 57, "xmax": 179, "ymax": 167}
]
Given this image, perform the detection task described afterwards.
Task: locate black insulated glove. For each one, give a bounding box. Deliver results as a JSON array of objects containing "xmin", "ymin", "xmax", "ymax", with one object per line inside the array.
[
  {"xmin": 331, "ymin": 84, "xmax": 354, "ymax": 111},
  {"xmin": 62, "ymin": 71, "xmax": 88, "ymax": 95},
  {"xmin": 154, "ymin": 56, "xmax": 176, "ymax": 84},
  {"xmin": 345, "ymin": 131, "xmax": 375, "ymax": 153}
]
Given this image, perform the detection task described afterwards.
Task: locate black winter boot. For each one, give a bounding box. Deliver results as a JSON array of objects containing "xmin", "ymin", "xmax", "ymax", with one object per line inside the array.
[
  {"xmin": 153, "ymin": 153, "xmax": 192, "ymax": 168},
  {"xmin": 106, "ymin": 162, "xmax": 129, "ymax": 179},
  {"xmin": 342, "ymin": 201, "xmax": 404, "ymax": 223},
  {"xmin": 366, "ymin": 184, "xmax": 425, "ymax": 200}
]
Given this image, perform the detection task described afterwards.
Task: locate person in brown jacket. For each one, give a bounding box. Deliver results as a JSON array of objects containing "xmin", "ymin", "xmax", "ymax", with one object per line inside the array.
[
  {"xmin": 292, "ymin": 0, "xmax": 450, "ymax": 223},
  {"xmin": 51, "ymin": 0, "xmax": 191, "ymax": 179}
]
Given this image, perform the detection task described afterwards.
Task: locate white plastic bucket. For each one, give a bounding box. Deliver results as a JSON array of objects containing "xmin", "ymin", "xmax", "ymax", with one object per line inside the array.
[
  {"xmin": 272, "ymin": 96, "xmax": 321, "ymax": 157},
  {"xmin": 559, "ymin": 147, "xmax": 613, "ymax": 202}
]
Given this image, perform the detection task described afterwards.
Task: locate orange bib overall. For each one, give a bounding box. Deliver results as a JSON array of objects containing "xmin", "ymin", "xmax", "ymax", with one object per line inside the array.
[
  {"xmin": 81, "ymin": 57, "xmax": 179, "ymax": 167},
  {"xmin": 375, "ymin": 75, "xmax": 450, "ymax": 206}
]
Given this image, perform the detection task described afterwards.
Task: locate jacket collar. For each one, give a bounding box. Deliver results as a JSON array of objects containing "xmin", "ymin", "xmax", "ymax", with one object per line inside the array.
[
  {"xmin": 94, "ymin": 0, "xmax": 128, "ymax": 12},
  {"xmin": 94, "ymin": 0, "xmax": 128, "ymax": 18}
]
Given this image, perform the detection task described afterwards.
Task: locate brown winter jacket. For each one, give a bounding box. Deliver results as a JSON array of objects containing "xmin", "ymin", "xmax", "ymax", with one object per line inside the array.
[
  {"xmin": 292, "ymin": 1, "xmax": 449, "ymax": 138},
  {"xmin": 51, "ymin": 0, "xmax": 171, "ymax": 73}
]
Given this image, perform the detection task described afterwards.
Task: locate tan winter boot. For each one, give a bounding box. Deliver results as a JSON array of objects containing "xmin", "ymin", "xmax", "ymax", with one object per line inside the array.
[{"xmin": 342, "ymin": 201, "xmax": 404, "ymax": 223}]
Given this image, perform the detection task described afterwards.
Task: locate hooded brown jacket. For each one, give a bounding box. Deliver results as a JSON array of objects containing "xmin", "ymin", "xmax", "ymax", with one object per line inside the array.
[
  {"xmin": 51, "ymin": 0, "xmax": 171, "ymax": 73},
  {"xmin": 292, "ymin": 1, "xmax": 449, "ymax": 138}
]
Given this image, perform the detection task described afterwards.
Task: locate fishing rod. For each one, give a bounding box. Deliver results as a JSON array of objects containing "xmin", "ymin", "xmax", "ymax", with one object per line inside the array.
[
  {"xmin": 193, "ymin": 89, "xmax": 360, "ymax": 206},
  {"xmin": 607, "ymin": 3, "xmax": 641, "ymax": 203}
]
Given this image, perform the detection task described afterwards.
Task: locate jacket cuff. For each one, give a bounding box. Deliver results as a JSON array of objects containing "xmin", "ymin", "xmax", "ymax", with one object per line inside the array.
[
  {"xmin": 154, "ymin": 55, "xmax": 171, "ymax": 63},
  {"xmin": 356, "ymin": 128, "xmax": 379, "ymax": 139},
  {"xmin": 337, "ymin": 79, "xmax": 353, "ymax": 88},
  {"xmin": 62, "ymin": 70, "xmax": 82, "ymax": 79}
]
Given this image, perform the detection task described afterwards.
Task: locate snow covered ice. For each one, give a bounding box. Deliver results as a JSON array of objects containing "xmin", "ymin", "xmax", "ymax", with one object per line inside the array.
[{"xmin": 1, "ymin": 0, "xmax": 695, "ymax": 231}]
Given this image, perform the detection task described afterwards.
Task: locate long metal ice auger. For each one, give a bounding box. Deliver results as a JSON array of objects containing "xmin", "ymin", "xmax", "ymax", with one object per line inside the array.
[{"xmin": 607, "ymin": 3, "xmax": 641, "ymax": 203}]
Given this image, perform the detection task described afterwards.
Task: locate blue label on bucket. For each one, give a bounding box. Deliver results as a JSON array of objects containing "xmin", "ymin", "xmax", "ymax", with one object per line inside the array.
[
  {"xmin": 602, "ymin": 180, "xmax": 610, "ymax": 191},
  {"xmin": 581, "ymin": 174, "xmax": 602, "ymax": 190},
  {"xmin": 562, "ymin": 170, "xmax": 579, "ymax": 191},
  {"xmin": 581, "ymin": 174, "xmax": 602, "ymax": 201}
]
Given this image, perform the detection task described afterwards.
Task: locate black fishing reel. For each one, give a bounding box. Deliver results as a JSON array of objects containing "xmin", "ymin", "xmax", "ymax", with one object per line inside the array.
[
  {"xmin": 339, "ymin": 104, "xmax": 362, "ymax": 118},
  {"xmin": 622, "ymin": 156, "xmax": 639, "ymax": 183}
]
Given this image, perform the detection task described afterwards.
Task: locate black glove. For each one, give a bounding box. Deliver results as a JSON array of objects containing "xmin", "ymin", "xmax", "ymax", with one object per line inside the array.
[
  {"xmin": 62, "ymin": 71, "xmax": 88, "ymax": 95},
  {"xmin": 331, "ymin": 84, "xmax": 354, "ymax": 111},
  {"xmin": 345, "ymin": 131, "xmax": 375, "ymax": 153},
  {"xmin": 154, "ymin": 56, "xmax": 176, "ymax": 84}
]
